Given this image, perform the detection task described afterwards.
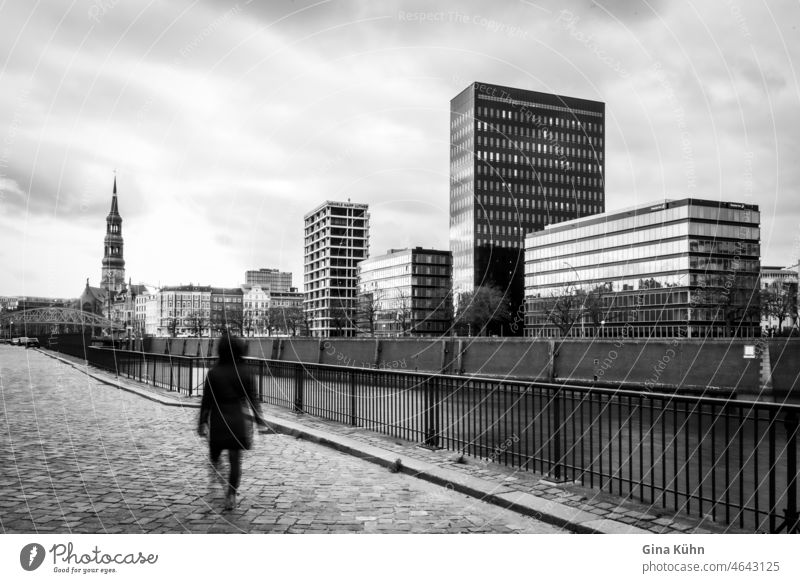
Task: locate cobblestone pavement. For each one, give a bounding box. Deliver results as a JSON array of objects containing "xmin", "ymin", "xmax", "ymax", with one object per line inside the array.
[{"xmin": 0, "ymin": 347, "xmax": 565, "ymax": 534}]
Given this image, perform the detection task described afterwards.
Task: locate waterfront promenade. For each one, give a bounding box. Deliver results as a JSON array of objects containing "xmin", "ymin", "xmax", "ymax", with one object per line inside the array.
[{"xmin": 0, "ymin": 346, "xmax": 747, "ymax": 534}]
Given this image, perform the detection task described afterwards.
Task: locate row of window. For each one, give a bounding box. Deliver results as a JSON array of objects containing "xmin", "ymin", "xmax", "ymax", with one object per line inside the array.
[
  {"xmin": 527, "ymin": 271, "xmax": 759, "ymax": 298},
  {"xmin": 475, "ymin": 121, "xmax": 603, "ymax": 144},
  {"xmin": 476, "ymin": 149, "xmax": 602, "ymax": 172},
  {"xmin": 525, "ymin": 324, "xmax": 759, "ymax": 339},
  {"xmin": 475, "ymin": 104, "xmax": 603, "ymax": 128},
  {"xmin": 531, "ymin": 208, "xmax": 759, "ymax": 249},
  {"xmin": 526, "ymin": 258, "xmax": 690, "ymax": 288},
  {"xmin": 526, "ymin": 307, "xmax": 758, "ymax": 326},
  {"xmin": 475, "ymin": 138, "xmax": 603, "ymax": 164}
]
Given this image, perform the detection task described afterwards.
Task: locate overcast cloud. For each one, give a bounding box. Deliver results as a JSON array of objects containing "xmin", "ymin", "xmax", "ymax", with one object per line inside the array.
[{"xmin": 1, "ymin": 0, "xmax": 798, "ymax": 297}]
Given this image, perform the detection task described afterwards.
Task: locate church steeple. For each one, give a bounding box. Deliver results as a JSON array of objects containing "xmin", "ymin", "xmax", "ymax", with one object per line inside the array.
[{"xmin": 101, "ymin": 175, "xmax": 125, "ymax": 294}]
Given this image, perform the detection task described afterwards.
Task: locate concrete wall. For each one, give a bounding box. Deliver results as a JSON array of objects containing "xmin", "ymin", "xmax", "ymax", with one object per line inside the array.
[
  {"xmin": 127, "ymin": 335, "xmax": 796, "ymax": 398},
  {"xmin": 274, "ymin": 338, "xmax": 320, "ymax": 364},
  {"xmin": 456, "ymin": 338, "xmax": 551, "ymax": 380},
  {"xmin": 555, "ymin": 339, "xmax": 761, "ymax": 395},
  {"xmin": 768, "ymin": 339, "xmax": 800, "ymax": 399}
]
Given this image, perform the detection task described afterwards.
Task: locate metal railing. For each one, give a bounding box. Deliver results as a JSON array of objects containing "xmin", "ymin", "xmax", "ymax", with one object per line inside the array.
[
  {"xmin": 55, "ymin": 342, "xmax": 211, "ymax": 396},
  {"xmin": 76, "ymin": 346, "xmax": 799, "ymax": 533}
]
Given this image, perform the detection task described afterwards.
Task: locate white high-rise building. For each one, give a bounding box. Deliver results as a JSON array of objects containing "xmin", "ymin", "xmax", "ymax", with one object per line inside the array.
[{"xmin": 303, "ymin": 200, "xmax": 369, "ymax": 337}]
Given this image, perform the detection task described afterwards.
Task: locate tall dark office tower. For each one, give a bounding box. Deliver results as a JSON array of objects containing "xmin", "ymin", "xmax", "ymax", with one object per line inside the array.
[{"xmin": 450, "ymin": 82, "xmax": 605, "ymax": 330}]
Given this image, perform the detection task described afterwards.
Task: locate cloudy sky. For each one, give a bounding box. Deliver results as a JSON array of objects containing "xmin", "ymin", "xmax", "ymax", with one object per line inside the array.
[{"xmin": 1, "ymin": 0, "xmax": 798, "ymax": 297}]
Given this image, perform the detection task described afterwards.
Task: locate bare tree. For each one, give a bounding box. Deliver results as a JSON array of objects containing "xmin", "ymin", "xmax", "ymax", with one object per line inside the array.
[
  {"xmin": 242, "ymin": 311, "xmax": 255, "ymax": 337},
  {"xmin": 164, "ymin": 316, "xmax": 178, "ymax": 337},
  {"xmin": 454, "ymin": 284, "xmax": 512, "ymax": 336},
  {"xmin": 696, "ymin": 272, "xmax": 760, "ymax": 336},
  {"xmin": 186, "ymin": 310, "xmax": 207, "ymax": 337},
  {"xmin": 282, "ymin": 306, "xmax": 306, "ymax": 336},
  {"xmin": 329, "ymin": 305, "xmax": 350, "ymax": 337},
  {"xmin": 357, "ymin": 291, "xmax": 381, "ymax": 336},
  {"xmin": 761, "ymin": 281, "xmax": 798, "ymax": 335},
  {"xmin": 543, "ymin": 285, "xmax": 587, "ymax": 337},
  {"xmin": 584, "ymin": 282, "xmax": 614, "ymax": 329},
  {"xmin": 395, "ymin": 289, "xmax": 413, "ymax": 335}
]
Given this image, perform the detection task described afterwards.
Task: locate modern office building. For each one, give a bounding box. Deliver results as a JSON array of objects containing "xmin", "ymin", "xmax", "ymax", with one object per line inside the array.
[
  {"xmin": 524, "ymin": 199, "xmax": 761, "ymax": 338},
  {"xmin": 357, "ymin": 247, "xmax": 453, "ymax": 337},
  {"xmin": 450, "ymin": 82, "xmax": 605, "ymax": 324},
  {"xmin": 244, "ymin": 268, "xmax": 293, "ymax": 292},
  {"xmin": 304, "ymin": 201, "xmax": 369, "ymax": 337}
]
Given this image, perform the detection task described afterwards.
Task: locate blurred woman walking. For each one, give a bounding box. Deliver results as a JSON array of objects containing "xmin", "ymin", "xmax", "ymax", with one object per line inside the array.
[{"xmin": 198, "ymin": 333, "xmax": 266, "ymax": 510}]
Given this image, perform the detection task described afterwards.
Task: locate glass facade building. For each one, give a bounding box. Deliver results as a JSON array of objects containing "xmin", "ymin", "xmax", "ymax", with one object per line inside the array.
[
  {"xmin": 304, "ymin": 201, "xmax": 370, "ymax": 337},
  {"xmin": 524, "ymin": 199, "xmax": 761, "ymax": 338},
  {"xmin": 357, "ymin": 247, "xmax": 452, "ymax": 336},
  {"xmin": 450, "ymin": 82, "xmax": 605, "ymax": 322}
]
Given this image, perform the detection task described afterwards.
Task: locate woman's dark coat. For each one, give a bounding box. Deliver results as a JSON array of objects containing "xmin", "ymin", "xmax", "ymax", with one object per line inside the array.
[{"xmin": 198, "ymin": 363, "xmax": 260, "ymax": 450}]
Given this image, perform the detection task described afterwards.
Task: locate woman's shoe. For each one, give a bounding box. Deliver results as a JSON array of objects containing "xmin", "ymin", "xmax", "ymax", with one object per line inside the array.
[{"xmin": 224, "ymin": 492, "xmax": 237, "ymax": 510}]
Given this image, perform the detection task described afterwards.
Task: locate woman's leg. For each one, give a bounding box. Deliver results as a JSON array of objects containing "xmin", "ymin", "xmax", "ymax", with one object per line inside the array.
[
  {"xmin": 224, "ymin": 450, "xmax": 242, "ymax": 510},
  {"xmin": 228, "ymin": 449, "xmax": 241, "ymax": 495},
  {"xmin": 209, "ymin": 446, "xmax": 223, "ymax": 486},
  {"xmin": 209, "ymin": 446, "xmax": 222, "ymax": 465}
]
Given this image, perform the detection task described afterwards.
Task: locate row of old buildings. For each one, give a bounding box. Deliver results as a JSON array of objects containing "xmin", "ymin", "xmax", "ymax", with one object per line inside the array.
[{"xmin": 74, "ymin": 178, "xmax": 307, "ymax": 337}]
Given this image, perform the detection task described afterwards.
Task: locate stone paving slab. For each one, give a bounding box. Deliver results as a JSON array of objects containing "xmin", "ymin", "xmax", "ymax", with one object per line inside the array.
[{"xmin": 36, "ymin": 348, "xmax": 747, "ymax": 534}]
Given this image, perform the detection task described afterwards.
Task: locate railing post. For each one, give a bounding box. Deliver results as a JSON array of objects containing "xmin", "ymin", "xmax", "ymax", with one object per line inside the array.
[
  {"xmin": 422, "ymin": 376, "xmax": 441, "ymax": 449},
  {"xmin": 349, "ymin": 370, "xmax": 357, "ymax": 426},
  {"xmin": 169, "ymin": 358, "xmax": 174, "ymax": 392},
  {"xmin": 189, "ymin": 361, "xmax": 194, "ymax": 397},
  {"xmin": 259, "ymin": 360, "xmax": 264, "ymax": 402},
  {"xmin": 294, "ymin": 364, "xmax": 304, "ymax": 413},
  {"xmin": 549, "ymin": 386, "xmax": 566, "ymax": 482},
  {"xmin": 782, "ymin": 411, "xmax": 799, "ymax": 533}
]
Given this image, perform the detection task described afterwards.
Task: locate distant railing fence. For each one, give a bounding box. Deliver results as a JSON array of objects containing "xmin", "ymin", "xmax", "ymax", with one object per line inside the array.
[{"xmin": 55, "ymin": 344, "xmax": 799, "ymax": 534}]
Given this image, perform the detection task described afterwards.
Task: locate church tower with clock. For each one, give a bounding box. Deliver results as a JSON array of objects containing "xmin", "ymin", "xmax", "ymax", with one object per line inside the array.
[{"xmin": 100, "ymin": 177, "xmax": 126, "ymax": 294}]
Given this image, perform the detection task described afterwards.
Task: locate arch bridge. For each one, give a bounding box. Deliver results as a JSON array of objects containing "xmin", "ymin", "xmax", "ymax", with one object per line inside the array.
[{"xmin": 0, "ymin": 308, "xmax": 125, "ymax": 336}]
